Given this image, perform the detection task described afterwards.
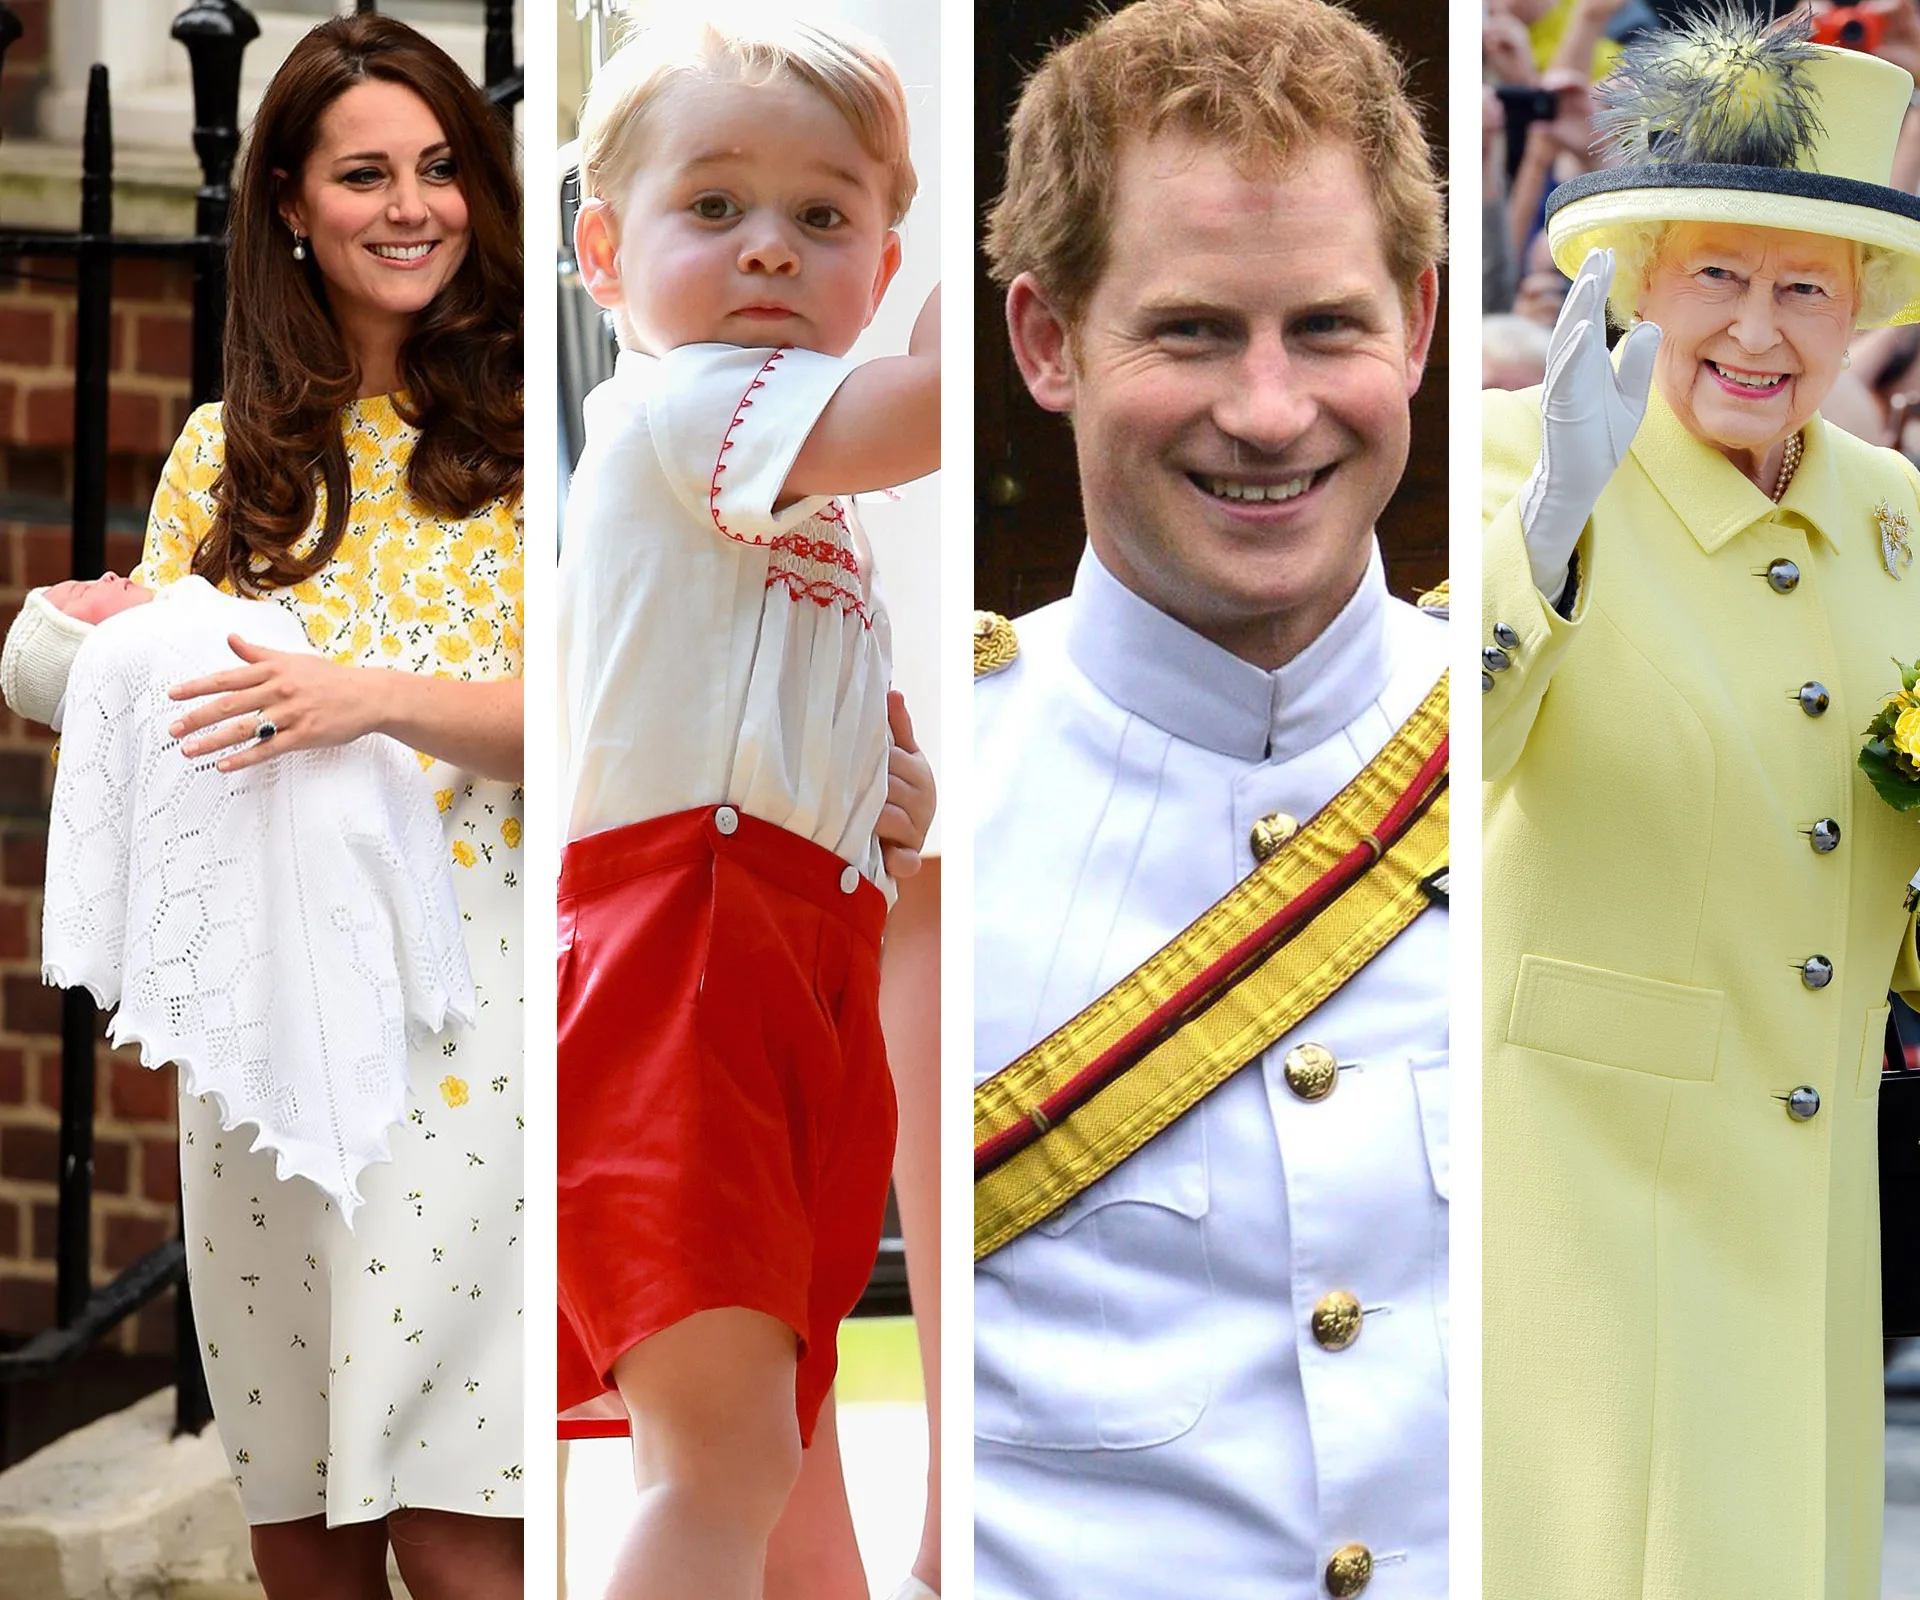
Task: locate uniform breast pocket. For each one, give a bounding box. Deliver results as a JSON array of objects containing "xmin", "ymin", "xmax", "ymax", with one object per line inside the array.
[
  {"xmin": 1411, "ymin": 1051, "xmax": 1449, "ymax": 1201},
  {"xmin": 1409, "ymin": 1052, "xmax": 1450, "ymax": 1381},
  {"xmin": 975, "ymin": 1113, "xmax": 1213, "ymax": 1451}
]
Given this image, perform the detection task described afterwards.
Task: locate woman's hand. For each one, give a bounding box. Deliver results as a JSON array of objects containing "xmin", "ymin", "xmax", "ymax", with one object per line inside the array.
[
  {"xmin": 168, "ymin": 634, "xmax": 376, "ymax": 771},
  {"xmin": 1483, "ymin": 12, "xmax": 1538, "ymax": 85},
  {"xmin": 1518, "ymin": 248, "xmax": 1661, "ymax": 600},
  {"xmin": 168, "ymin": 635, "xmax": 524, "ymax": 782},
  {"xmin": 877, "ymin": 689, "xmax": 936, "ymax": 880},
  {"xmin": 1536, "ymin": 72, "xmax": 1598, "ymax": 167}
]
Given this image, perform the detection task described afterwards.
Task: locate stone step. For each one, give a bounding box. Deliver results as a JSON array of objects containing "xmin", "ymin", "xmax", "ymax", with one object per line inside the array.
[
  {"xmin": 0, "ymin": 1383, "xmax": 423, "ymax": 1597},
  {"xmin": 0, "ymin": 1386, "xmax": 249, "ymax": 1599}
]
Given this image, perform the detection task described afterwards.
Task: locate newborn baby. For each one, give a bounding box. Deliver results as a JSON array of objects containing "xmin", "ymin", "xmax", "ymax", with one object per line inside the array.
[{"xmin": 1, "ymin": 575, "xmax": 473, "ymax": 1224}]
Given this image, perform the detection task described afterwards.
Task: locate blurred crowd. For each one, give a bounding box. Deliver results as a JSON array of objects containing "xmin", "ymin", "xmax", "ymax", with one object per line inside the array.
[{"xmin": 1482, "ymin": 0, "xmax": 1920, "ymax": 462}]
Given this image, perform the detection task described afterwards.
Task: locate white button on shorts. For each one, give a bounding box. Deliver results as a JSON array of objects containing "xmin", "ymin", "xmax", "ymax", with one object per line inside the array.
[
  {"xmin": 839, "ymin": 864, "xmax": 860, "ymax": 894},
  {"xmin": 714, "ymin": 806, "xmax": 739, "ymax": 836}
]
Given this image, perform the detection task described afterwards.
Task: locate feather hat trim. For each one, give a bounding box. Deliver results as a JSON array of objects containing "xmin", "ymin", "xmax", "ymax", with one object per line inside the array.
[
  {"xmin": 1592, "ymin": 7, "xmax": 1823, "ymax": 169},
  {"xmin": 1544, "ymin": 7, "xmax": 1920, "ymax": 326}
]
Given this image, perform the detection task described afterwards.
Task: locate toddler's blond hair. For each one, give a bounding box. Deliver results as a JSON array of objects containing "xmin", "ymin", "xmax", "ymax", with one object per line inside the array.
[{"xmin": 578, "ymin": 12, "xmax": 918, "ymax": 228}]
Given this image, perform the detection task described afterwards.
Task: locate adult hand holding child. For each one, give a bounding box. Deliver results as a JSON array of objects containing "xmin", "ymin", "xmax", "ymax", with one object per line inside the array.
[{"xmin": 167, "ymin": 632, "xmax": 524, "ymax": 779}]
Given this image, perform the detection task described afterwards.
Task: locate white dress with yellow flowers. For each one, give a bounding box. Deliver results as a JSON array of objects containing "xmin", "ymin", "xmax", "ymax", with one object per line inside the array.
[{"xmin": 136, "ymin": 397, "xmax": 523, "ymax": 1527}]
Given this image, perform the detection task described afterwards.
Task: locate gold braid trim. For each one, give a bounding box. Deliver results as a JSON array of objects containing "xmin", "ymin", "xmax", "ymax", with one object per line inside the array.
[
  {"xmin": 974, "ymin": 674, "xmax": 1448, "ymax": 1259},
  {"xmin": 973, "ymin": 611, "xmax": 1018, "ymax": 678}
]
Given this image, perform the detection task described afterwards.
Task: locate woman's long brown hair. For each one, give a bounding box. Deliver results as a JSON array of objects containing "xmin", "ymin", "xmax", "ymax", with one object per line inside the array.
[{"xmin": 201, "ymin": 15, "xmax": 523, "ymax": 593}]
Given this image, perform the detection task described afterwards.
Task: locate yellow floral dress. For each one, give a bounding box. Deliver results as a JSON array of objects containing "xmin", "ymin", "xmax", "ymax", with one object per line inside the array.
[{"xmin": 137, "ymin": 398, "xmax": 523, "ymax": 1526}]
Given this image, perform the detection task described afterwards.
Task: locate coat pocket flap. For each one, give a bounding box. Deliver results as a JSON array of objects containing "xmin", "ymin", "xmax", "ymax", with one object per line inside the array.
[{"xmin": 1508, "ymin": 954, "xmax": 1723, "ymax": 1080}]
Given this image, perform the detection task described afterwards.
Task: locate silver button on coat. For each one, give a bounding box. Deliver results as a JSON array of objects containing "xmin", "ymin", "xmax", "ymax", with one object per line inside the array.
[
  {"xmin": 1786, "ymin": 1086, "xmax": 1822, "ymax": 1121},
  {"xmin": 1797, "ymin": 682, "xmax": 1830, "ymax": 717},
  {"xmin": 1766, "ymin": 559, "xmax": 1801, "ymax": 593},
  {"xmin": 1801, "ymin": 955, "xmax": 1834, "ymax": 988}
]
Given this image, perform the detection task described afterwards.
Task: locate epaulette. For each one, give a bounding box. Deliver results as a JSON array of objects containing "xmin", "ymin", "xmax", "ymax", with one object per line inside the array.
[
  {"xmin": 1415, "ymin": 579, "xmax": 1450, "ymax": 620},
  {"xmin": 974, "ymin": 610, "xmax": 1018, "ymax": 678}
]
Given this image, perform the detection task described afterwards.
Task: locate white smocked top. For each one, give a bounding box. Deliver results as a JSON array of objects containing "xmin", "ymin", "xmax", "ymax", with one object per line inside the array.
[{"xmin": 559, "ymin": 343, "xmax": 894, "ymax": 896}]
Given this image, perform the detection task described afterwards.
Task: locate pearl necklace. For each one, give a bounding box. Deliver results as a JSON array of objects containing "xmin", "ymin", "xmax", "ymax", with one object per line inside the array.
[{"xmin": 1771, "ymin": 431, "xmax": 1804, "ymax": 502}]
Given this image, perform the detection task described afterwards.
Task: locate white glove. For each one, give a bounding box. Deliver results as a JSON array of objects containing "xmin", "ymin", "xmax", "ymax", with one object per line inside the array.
[{"xmin": 1517, "ymin": 247, "xmax": 1661, "ymax": 600}]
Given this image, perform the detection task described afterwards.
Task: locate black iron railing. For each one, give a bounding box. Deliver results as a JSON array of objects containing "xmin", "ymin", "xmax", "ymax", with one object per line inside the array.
[{"xmin": 0, "ymin": 0, "xmax": 521, "ymax": 1444}]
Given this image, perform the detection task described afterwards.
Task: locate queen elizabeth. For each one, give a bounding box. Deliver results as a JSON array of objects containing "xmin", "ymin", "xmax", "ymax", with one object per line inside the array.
[{"xmin": 1484, "ymin": 12, "xmax": 1920, "ymax": 1599}]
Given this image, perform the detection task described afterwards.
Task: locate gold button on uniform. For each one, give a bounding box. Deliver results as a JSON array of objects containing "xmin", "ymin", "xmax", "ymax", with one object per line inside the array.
[
  {"xmin": 1250, "ymin": 811, "xmax": 1298, "ymax": 861},
  {"xmin": 1311, "ymin": 1290, "xmax": 1363, "ymax": 1351},
  {"xmin": 1283, "ymin": 1042, "xmax": 1339, "ymax": 1101},
  {"xmin": 1325, "ymin": 1543, "xmax": 1373, "ymax": 1597}
]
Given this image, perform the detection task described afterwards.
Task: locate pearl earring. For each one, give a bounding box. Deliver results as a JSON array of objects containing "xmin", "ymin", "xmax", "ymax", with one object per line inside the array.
[
  {"xmin": 1842, "ymin": 350, "xmax": 1852, "ymax": 370},
  {"xmin": 291, "ymin": 232, "xmax": 307, "ymax": 262}
]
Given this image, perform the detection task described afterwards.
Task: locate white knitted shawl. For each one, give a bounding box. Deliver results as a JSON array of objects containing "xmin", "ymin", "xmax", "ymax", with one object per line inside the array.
[{"xmin": 41, "ymin": 578, "xmax": 475, "ymax": 1225}]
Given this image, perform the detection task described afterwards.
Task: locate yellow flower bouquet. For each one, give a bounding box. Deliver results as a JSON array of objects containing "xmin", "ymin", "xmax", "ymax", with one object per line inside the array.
[{"xmin": 1861, "ymin": 659, "xmax": 1920, "ymax": 808}]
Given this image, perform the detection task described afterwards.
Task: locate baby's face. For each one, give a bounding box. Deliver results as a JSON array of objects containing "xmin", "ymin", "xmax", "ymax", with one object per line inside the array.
[
  {"xmin": 45, "ymin": 573, "xmax": 153, "ymax": 625},
  {"xmin": 583, "ymin": 72, "xmax": 901, "ymax": 358}
]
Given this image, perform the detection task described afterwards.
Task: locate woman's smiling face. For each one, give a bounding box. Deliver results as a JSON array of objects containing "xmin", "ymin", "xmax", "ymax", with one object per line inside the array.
[
  {"xmin": 1639, "ymin": 222, "xmax": 1858, "ymax": 470},
  {"xmin": 280, "ymin": 79, "xmax": 471, "ymax": 364}
]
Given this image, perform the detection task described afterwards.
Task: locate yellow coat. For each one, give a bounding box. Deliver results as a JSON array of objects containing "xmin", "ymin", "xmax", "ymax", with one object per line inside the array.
[{"xmin": 1483, "ymin": 383, "xmax": 1920, "ymax": 1600}]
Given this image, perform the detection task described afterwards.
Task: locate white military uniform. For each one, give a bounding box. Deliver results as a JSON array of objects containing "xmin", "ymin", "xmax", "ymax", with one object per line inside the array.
[{"xmin": 974, "ymin": 545, "xmax": 1449, "ymax": 1600}]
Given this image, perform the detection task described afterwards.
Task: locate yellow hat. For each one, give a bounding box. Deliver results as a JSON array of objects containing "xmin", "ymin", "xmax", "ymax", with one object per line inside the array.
[{"xmin": 1546, "ymin": 14, "xmax": 1920, "ymax": 326}]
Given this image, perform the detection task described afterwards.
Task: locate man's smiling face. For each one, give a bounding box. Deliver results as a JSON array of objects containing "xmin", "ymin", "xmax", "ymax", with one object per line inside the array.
[{"xmin": 1011, "ymin": 132, "xmax": 1436, "ymax": 669}]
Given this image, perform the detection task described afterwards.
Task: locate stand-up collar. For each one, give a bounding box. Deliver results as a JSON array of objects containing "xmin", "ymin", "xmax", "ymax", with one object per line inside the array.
[
  {"xmin": 1630, "ymin": 382, "xmax": 1847, "ymax": 557},
  {"xmin": 1065, "ymin": 543, "xmax": 1392, "ymax": 762}
]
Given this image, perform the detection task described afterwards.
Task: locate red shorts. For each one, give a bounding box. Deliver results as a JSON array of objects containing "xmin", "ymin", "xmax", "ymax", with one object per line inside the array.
[{"xmin": 555, "ymin": 806, "xmax": 895, "ymax": 1446}]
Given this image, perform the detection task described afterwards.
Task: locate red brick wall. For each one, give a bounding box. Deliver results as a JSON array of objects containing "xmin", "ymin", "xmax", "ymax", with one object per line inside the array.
[
  {"xmin": 0, "ymin": 244, "xmax": 197, "ymax": 1357},
  {"xmin": 0, "ymin": 258, "xmax": 193, "ymax": 505}
]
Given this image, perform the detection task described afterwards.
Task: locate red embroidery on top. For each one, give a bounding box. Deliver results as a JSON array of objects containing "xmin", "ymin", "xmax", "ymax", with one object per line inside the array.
[
  {"xmin": 709, "ymin": 349, "xmax": 788, "ymax": 543},
  {"xmin": 768, "ymin": 529, "xmax": 858, "ymax": 575},
  {"xmin": 708, "ymin": 346, "xmax": 870, "ymax": 627},
  {"xmin": 766, "ymin": 567, "xmax": 872, "ymax": 627},
  {"xmin": 763, "ymin": 513, "xmax": 870, "ymax": 627}
]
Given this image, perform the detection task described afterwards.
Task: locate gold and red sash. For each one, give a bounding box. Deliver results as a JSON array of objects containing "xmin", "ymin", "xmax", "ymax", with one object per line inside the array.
[{"xmin": 974, "ymin": 673, "xmax": 1449, "ymax": 1261}]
